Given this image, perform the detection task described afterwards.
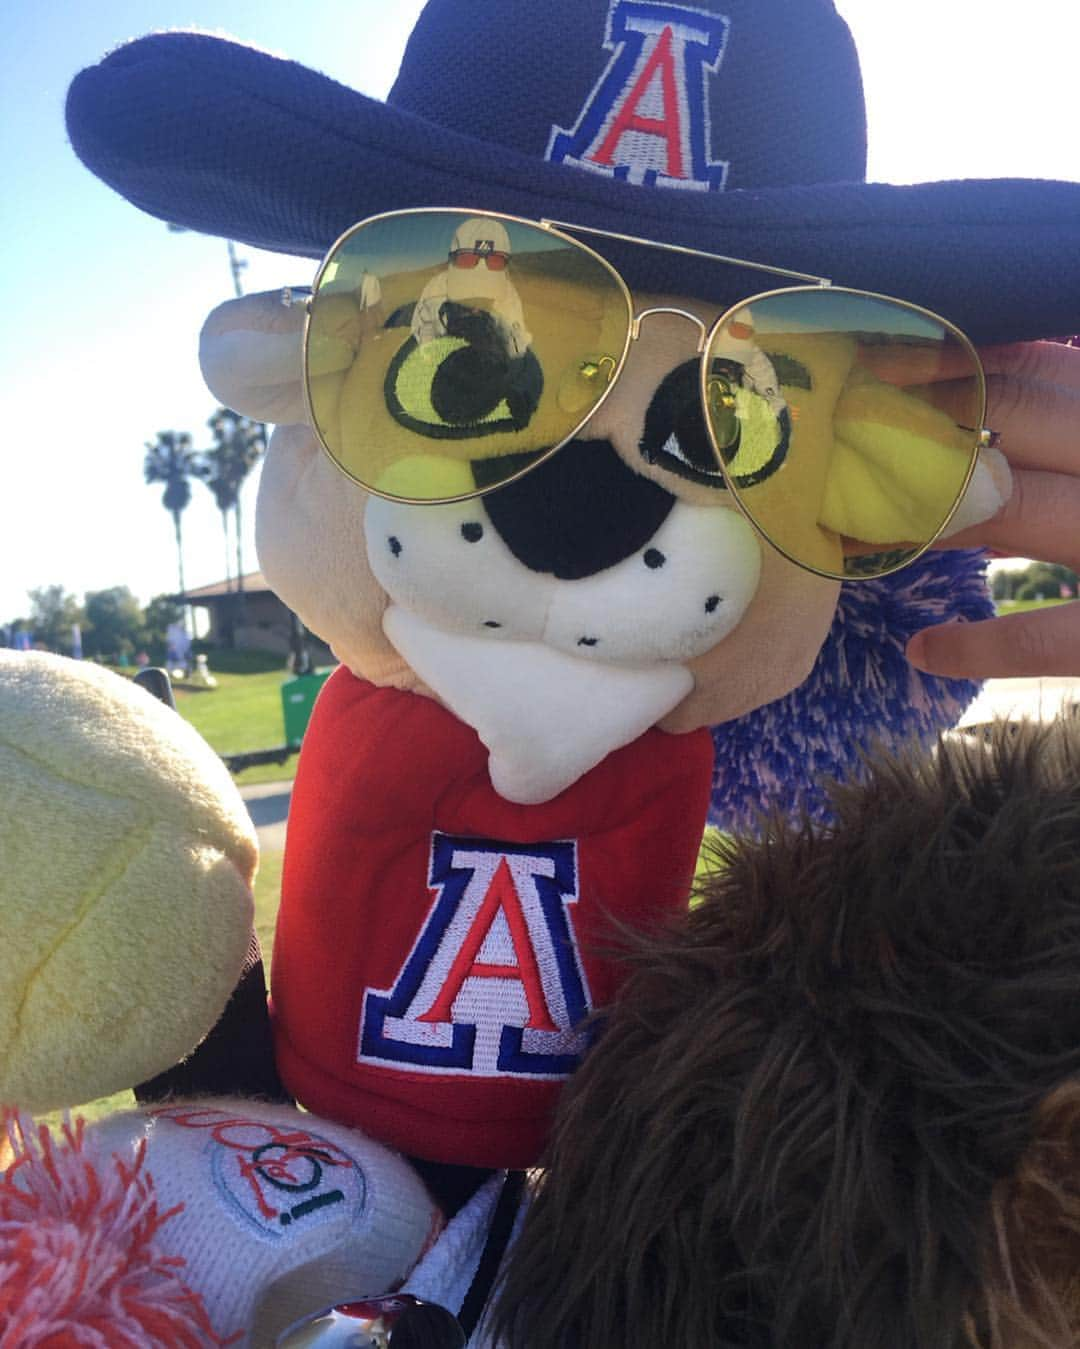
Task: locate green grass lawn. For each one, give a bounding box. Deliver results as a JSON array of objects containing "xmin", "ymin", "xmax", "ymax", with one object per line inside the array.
[
  {"xmin": 995, "ymin": 597, "xmax": 1072, "ymax": 616},
  {"xmin": 169, "ymin": 649, "xmax": 309, "ymax": 786},
  {"xmin": 174, "ymin": 669, "xmax": 286, "ymax": 755}
]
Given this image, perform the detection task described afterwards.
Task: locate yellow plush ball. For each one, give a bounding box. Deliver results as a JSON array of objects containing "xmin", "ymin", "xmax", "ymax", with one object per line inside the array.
[{"xmin": 0, "ymin": 651, "xmax": 257, "ymax": 1112}]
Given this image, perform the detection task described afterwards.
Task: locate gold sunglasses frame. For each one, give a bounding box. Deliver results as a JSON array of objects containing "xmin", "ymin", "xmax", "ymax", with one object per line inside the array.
[{"xmin": 298, "ymin": 206, "xmax": 988, "ymax": 581}]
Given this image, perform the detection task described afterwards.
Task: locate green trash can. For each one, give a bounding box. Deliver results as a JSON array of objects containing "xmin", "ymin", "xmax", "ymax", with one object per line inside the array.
[{"xmin": 281, "ymin": 669, "xmax": 333, "ymax": 749}]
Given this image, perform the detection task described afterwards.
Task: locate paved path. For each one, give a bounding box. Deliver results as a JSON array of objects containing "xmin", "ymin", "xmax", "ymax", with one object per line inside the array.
[
  {"xmin": 239, "ymin": 780, "xmax": 292, "ymax": 853},
  {"xmin": 957, "ymin": 675, "xmax": 1080, "ymax": 726}
]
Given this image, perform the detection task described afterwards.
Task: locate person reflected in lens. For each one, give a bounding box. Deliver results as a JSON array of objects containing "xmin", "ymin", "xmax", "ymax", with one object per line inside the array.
[
  {"xmin": 400, "ymin": 215, "xmax": 540, "ymax": 446},
  {"xmin": 411, "ymin": 216, "xmax": 533, "ymax": 359}
]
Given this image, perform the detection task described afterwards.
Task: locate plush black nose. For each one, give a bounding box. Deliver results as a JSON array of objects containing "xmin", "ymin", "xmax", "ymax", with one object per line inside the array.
[{"xmin": 477, "ymin": 440, "xmax": 674, "ymax": 580}]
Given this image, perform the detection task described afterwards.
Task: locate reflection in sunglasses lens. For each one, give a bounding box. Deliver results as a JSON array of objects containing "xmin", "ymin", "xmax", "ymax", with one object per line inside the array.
[
  {"xmin": 703, "ymin": 289, "xmax": 983, "ymax": 580},
  {"xmin": 305, "ymin": 211, "xmax": 631, "ymax": 501}
]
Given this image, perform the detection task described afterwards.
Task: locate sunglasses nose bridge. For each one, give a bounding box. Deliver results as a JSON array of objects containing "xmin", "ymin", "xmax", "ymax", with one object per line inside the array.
[{"xmin": 630, "ymin": 306, "xmax": 709, "ymax": 354}]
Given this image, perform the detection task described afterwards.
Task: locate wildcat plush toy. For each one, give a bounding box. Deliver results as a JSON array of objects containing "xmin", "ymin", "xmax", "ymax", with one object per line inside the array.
[
  {"xmin": 493, "ymin": 715, "xmax": 1080, "ymax": 1349},
  {"xmin": 9, "ymin": 0, "xmax": 1079, "ymax": 1340}
]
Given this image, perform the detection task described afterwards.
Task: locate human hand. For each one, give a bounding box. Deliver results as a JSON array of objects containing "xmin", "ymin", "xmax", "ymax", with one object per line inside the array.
[{"xmin": 905, "ymin": 340, "xmax": 1080, "ymax": 678}]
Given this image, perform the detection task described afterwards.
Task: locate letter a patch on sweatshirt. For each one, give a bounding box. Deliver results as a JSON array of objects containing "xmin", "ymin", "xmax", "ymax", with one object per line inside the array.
[{"xmin": 359, "ymin": 833, "xmax": 591, "ymax": 1079}]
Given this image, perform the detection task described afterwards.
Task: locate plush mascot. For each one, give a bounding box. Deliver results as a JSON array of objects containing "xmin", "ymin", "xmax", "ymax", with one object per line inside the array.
[
  {"xmin": 493, "ymin": 716, "xmax": 1080, "ymax": 1349},
  {"xmin": 4, "ymin": 0, "xmax": 1079, "ymax": 1342}
]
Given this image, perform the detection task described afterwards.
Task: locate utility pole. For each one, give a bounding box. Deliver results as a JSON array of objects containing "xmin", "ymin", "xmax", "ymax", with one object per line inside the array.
[
  {"xmin": 167, "ymin": 226, "xmax": 312, "ymax": 671},
  {"xmin": 226, "ymin": 239, "xmax": 248, "ymax": 299}
]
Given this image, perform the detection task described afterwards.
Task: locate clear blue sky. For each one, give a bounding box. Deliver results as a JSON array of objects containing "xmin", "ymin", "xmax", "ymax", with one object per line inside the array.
[{"xmin": 3, "ymin": 1, "xmax": 1077, "ymax": 624}]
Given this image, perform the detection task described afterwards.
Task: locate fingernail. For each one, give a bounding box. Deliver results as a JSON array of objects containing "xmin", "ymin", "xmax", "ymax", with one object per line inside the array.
[{"xmin": 906, "ymin": 632, "xmax": 928, "ymax": 670}]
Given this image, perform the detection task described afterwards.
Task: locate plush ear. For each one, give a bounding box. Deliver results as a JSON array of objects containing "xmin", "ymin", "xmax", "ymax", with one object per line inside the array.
[
  {"xmin": 198, "ymin": 292, "xmax": 424, "ymax": 690},
  {"xmin": 0, "ymin": 653, "xmax": 256, "ymax": 1112},
  {"xmin": 199, "ymin": 290, "xmax": 308, "ymax": 426}
]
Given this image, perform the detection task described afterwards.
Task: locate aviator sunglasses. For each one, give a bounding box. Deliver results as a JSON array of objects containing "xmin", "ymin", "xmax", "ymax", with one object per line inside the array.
[{"xmin": 293, "ymin": 207, "xmax": 993, "ymax": 581}]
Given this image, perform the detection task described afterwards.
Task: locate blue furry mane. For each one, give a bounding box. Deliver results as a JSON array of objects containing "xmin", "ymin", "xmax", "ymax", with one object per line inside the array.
[{"xmin": 709, "ymin": 549, "xmax": 992, "ymax": 830}]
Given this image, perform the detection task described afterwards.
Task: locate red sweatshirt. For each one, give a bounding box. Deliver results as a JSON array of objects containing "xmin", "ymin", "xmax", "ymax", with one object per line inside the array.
[{"xmin": 271, "ymin": 669, "xmax": 713, "ymax": 1168}]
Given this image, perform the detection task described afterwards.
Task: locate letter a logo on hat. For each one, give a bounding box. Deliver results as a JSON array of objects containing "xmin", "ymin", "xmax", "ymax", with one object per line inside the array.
[{"xmin": 548, "ymin": 1, "xmax": 730, "ymax": 192}]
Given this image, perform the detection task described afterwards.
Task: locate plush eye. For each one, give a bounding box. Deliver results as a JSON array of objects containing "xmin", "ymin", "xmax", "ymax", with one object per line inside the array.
[
  {"xmin": 706, "ymin": 357, "xmax": 790, "ymax": 488},
  {"xmin": 639, "ymin": 359, "xmax": 726, "ymax": 487},
  {"xmin": 385, "ymin": 335, "xmax": 543, "ymax": 441},
  {"xmin": 640, "ymin": 357, "xmax": 789, "ymax": 490}
]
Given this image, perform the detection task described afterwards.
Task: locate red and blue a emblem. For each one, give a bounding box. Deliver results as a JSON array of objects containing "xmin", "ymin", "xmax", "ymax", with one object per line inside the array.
[
  {"xmin": 359, "ymin": 834, "xmax": 591, "ymax": 1079},
  {"xmin": 548, "ymin": 0, "xmax": 731, "ymax": 191}
]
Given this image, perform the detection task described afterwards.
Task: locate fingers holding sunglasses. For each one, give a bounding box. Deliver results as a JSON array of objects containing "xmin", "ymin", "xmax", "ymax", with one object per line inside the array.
[
  {"xmin": 855, "ymin": 337, "xmax": 1080, "ymax": 480},
  {"xmin": 911, "ymin": 370, "xmax": 1079, "ymax": 481},
  {"xmin": 857, "ymin": 337, "xmax": 1080, "ymax": 394},
  {"xmin": 980, "ymin": 369, "xmax": 1080, "ymax": 476},
  {"xmin": 978, "ymin": 340, "xmax": 1080, "ymax": 391},
  {"xmin": 945, "ymin": 467, "xmax": 1080, "ymax": 569}
]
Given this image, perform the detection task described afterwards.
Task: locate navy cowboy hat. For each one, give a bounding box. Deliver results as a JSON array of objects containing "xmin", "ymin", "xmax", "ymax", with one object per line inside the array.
[{"xmin": 67, "ymin": 0, "xmax": 1080, "ymax": 343}]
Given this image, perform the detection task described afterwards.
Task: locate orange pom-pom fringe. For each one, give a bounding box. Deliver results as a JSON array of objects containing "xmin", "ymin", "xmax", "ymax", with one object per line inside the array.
[{"xmin": 0, "ymin": 1110, "xmax": 241, "ymax": 1348}]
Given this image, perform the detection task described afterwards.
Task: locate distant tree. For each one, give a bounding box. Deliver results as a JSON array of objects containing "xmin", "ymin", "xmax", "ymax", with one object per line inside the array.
[
  {"xmin": 198, "ymin": 409, "xmax": 266, "ymax": 599},
  {"xmin": 196, "ymin": 457, "xmax": 237, "ymax": 592},
  {"xmin": 999, "ymin": 561, "xmax": 1078, "ymax": 603},
  {"xmin": 83, "ymin": 586, "xmax": 144, "ymax": 661},
  {"xmin": 1016, "ymin": 562, "xmax": 1076, "ymax": 601},
  {"xmin": 144, "ymin": 431, "xmax": 197, "ymax": 595},
  {"xmin": 1057, "ymin": 565, "xmax": 1079, "ymax": 598},
  {"xmin": 26, "ymin": 585, "xmax": 84, "ymax": 653}
]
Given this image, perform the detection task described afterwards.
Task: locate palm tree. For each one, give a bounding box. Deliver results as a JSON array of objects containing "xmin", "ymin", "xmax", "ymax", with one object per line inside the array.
[
  {"xmin": 143, "ymin": 431, "xmax": 197, "ymax": 595},
  {"xmin": 199, "ymin": 409, "xmax": 266, "ymax": 602},
  {"xmin": 196, "ymin": 456, "xmax": 237, "ymax": 592}
]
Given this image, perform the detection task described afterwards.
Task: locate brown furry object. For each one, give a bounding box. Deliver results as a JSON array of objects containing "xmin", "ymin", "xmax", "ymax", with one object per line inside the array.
[{"xmin": 492, "ymin": 720, "xmax": 1080, "ymax": 1349}]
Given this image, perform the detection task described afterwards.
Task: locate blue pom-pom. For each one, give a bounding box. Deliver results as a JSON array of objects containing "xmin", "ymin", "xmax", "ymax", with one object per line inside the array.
[{"xmin": 709, "ymin": 550, "xmax": 994, "ymax": 831}]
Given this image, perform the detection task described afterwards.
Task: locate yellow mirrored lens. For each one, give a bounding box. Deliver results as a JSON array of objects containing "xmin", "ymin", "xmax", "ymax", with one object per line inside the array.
[
  {"xmin": 305, "ymin": 211, "xmax": 631, "ymax": 501},
  {"xmin": 703, "ymin": 289, "xmax": 984, "ymax": 580}
]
